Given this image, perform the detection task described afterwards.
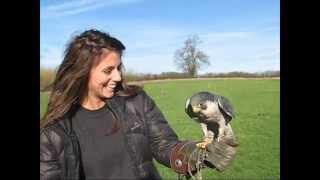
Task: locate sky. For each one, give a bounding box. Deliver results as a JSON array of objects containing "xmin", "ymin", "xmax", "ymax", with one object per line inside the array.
[{"xmin": 40, "ymin": 0, "xmax": 280, "ymax": 74}]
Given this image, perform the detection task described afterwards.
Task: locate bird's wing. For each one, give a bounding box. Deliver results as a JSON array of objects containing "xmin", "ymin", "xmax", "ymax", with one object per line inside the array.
[
  {"xmin": 217, "ymin": 96, "xmax": 235, "ymax": 119},
  {"xmin": 185, "ymin": 98, "xmax": 197, "ymax": 119},
  {"xmin": 185, "ymin": 98, "xmax": 190, "ymax": 110},
  {"xmin": 224, "ymin": 123, "xmax": 235, "ymax": 137},
  {"xmin": 223, "ymin": 124, "xmax": 239, "ymax": 146}
]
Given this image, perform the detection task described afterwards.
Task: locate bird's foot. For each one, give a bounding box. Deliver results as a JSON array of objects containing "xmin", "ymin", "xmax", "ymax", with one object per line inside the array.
[
  {"xmin": 196, "ymin": 141, "xmax": 209, "ymax": 149},
  {"xmin": 196, "ymin": 138, "xmax": 212, "ymax": 149}
]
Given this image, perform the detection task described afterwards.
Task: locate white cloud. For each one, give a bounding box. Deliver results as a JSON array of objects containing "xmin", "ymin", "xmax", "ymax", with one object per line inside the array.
[
  {"xmin": 41, "ymin": 0, "xmax": 143, "ymax": 18},
  {"xmin": 196, "ymin": 29, "xmax": 279, "ymax": 73},
  {"xmin": 122, "ymin": 29, "xmax": 278, "ymax": 73},
  {"xmin": 123, "ymin": 54, "xmax": 177, "ymax": 74}
]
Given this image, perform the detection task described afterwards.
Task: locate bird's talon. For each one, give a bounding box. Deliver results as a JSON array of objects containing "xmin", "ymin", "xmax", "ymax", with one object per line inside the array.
[
  {"xmin": 217, "ymin": 137, "xmax": 220, "ymax": 142},
  {"xmin": 196, "ymin": 142, "xmax": 209, "ymax": 149}
]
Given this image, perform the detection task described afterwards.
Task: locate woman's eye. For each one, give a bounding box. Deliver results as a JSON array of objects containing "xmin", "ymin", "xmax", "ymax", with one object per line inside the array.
[
  {"xmin": 103, "ymin": 69, "xmax": 112, "ymax": 74},
  {"xmin": 117, "ymin": 64, "xmax": 122, "ymax": 71}
]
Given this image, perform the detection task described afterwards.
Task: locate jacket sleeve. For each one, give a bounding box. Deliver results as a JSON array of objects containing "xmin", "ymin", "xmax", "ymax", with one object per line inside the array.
[
  {"xmin": 141, "ymin": 91, "xmax": 181, "ymax": 168},
  {"xmin": 40, "ymin": 127, "xmax": 63, "ymax": 180}
]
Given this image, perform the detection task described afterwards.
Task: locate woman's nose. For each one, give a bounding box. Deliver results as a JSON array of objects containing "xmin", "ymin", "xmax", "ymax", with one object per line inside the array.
[{"xmin": 112, "ymin": 69, "xmax": 122, "ymax": 82}]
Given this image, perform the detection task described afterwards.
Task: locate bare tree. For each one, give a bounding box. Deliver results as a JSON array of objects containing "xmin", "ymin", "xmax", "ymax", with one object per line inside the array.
[{"xmin": 174, "ymin": 34, "xmax": 210, "ymax": 77}]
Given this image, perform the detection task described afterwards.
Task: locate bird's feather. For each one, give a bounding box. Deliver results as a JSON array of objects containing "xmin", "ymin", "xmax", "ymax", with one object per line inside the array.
[{"xmin": 217, "ymin": 96, "xmax": 235, "ymax": 118}]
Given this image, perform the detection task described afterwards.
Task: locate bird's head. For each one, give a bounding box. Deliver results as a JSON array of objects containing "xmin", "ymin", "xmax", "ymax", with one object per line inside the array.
[
  {"xmin": 185, "ymin": 91, "xmax": 217, "ymax": 119},
  {"xmin": 185, "ymin": 91, "xmax": 235, "ymax": 123}
]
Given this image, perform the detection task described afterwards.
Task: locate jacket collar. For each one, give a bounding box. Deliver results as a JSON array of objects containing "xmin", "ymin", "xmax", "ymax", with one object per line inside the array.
[{"xmin": 107, "ymin": 95, "xmax": 126, "ymax": 119}]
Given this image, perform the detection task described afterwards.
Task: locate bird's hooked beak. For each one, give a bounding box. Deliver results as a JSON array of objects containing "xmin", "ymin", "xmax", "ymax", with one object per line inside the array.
[{"xmin": 192, "ymin": 105, "xmax": 202, "ymax": 113}]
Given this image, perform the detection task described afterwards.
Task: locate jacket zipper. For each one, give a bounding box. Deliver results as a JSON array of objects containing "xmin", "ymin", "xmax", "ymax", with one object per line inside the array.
[{"xmin": 107, "ymin": 103, "xmax": 141, "ymax": 179}]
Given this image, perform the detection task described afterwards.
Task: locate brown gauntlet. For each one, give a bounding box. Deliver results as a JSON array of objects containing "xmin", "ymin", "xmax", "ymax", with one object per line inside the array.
[
  {"xmin": 169, "ymin": 141, "xmax": 203, "ymax": 175},
  {"xmin": 170, "ymin": 138, "xmax": 238, "ymax": 175},
  {"xmin": 204, "ymin": 137, "xmax": 238, "ymax": 171}
]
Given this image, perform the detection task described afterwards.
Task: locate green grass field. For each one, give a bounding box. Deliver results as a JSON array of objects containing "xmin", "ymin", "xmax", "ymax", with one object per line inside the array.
[{"xmin": 40, "ymin": 79, "xmax": 280, "ymax": 180}]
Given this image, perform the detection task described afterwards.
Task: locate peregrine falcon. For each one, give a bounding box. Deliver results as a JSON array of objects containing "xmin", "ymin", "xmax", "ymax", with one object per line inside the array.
[{"xmin": 185, "ymin": 91, "xmax": 237, "ymax": 148}]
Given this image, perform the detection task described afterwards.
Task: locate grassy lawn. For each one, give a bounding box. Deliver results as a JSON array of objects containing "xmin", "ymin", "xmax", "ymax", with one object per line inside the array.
[{"xmin": 41, "ymin": 79, "xmax": 280, "ymax": 179}]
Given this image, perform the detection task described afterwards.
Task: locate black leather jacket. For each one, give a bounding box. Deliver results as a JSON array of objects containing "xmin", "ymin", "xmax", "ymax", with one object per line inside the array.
[{"xmin": 40, "ymin": 90, "xmax": 183, "ymax": 180}]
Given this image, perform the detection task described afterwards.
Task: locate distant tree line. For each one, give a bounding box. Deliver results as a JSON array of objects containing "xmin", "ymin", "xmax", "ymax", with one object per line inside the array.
[
  {"xmin": 200, "ymin": 70, "xmax": 280, "ymax": 78},
  {"xmin": 40, "ymin": 68, "xmax": 279, "ymax": 91},
  {"xmin": 40, "ymin": 68, "xmax": 56, "ymax": 91}
]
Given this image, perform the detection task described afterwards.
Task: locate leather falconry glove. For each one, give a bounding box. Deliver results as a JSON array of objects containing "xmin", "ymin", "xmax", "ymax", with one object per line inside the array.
[{"xmin": 170, "ymin": 136, "xmax": 238, "ymax": 176}]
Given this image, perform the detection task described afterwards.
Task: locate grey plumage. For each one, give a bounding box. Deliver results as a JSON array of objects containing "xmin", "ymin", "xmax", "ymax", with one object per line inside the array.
[{"xmin": 185, "ymin": 91, "xmax": 238, "ymax": 146}]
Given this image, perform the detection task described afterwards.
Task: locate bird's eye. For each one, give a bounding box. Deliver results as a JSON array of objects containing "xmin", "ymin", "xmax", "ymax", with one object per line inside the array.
[{"xmin": 200, "ymin": 103, "xmax": 207, "ymax": 110}]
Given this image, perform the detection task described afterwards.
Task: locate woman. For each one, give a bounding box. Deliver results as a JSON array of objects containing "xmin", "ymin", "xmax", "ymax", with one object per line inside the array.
[{"xmin": 40, "ymin": 29, "xmax": 237, "ymax": 180}]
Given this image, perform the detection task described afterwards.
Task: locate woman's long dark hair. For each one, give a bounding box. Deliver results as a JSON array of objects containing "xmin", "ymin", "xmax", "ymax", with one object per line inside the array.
[{"xmin": 40, "ymin": 29, "xmax": 141, "ymax": 129}]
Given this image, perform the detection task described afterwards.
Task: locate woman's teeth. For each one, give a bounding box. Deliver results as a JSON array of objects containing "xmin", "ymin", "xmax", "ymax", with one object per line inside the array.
[{"xmin": 107, "ymin": 85, "xmax": 116, "ymax": 91}]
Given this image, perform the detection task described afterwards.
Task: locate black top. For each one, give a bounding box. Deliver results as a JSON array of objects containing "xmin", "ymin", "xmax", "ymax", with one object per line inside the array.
[{"xmin": 71, "ymin": 103, "xmax": 137, "ymax": 180}]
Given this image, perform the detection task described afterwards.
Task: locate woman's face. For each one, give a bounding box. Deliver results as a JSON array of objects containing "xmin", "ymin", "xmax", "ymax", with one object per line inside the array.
[{"xmin": 87, "ymin": 51, "xmax": 122, "ymax": 100}]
